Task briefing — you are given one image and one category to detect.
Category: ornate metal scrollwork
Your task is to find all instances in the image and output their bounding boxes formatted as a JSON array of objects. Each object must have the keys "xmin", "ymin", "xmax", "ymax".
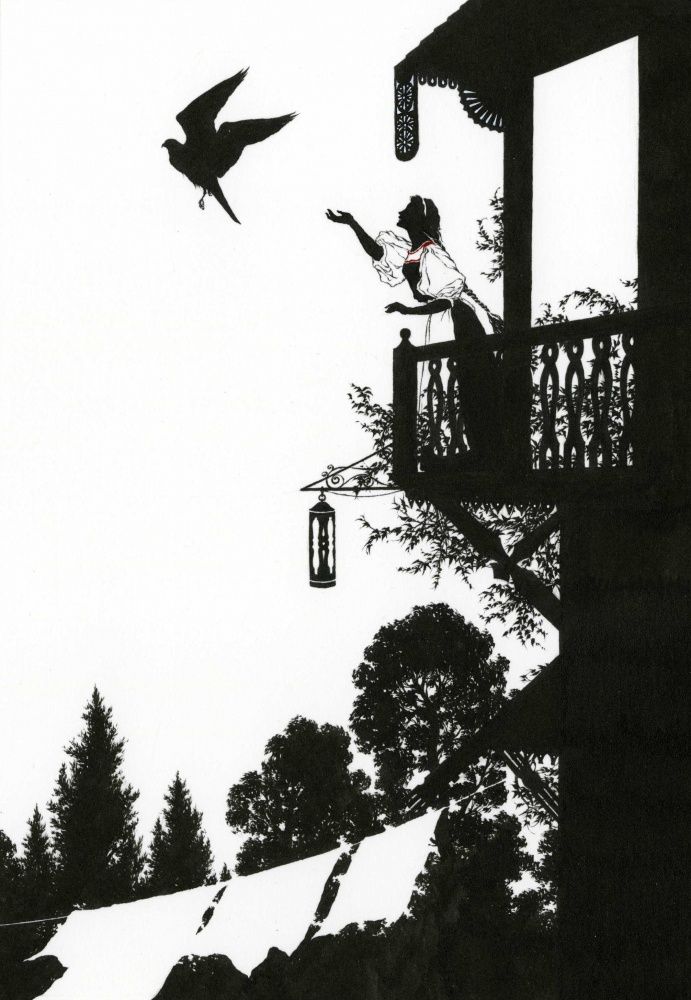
[
  {"xmin": 301, "ymin": 453, "xmax": 396, "ymax": 497},
  {"xmin": 394, "ymin": 75, "xmax": 419, "ymax": 161}
]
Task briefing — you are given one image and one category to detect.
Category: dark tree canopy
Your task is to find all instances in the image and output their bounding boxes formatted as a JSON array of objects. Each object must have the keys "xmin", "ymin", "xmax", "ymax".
[
  {"xmin": 49, "ymin": 687, "xmax": 144, "ymax": 909},
  {"xmin": 226, "ymin": 716, "xmax": 381, "ymax": 875},
  {"xmin": 145, "ymin": 773, "xmax": 214, "ymax": 895},
  {"xmin": 351, "ymin": 603, "xmax": 508, "ymax": 817}
]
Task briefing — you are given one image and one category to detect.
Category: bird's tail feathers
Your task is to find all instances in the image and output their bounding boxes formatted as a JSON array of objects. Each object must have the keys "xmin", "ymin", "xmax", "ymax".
[{"xmin": 209, "ymin": 178, "xmax": 240, "ymax": 224}]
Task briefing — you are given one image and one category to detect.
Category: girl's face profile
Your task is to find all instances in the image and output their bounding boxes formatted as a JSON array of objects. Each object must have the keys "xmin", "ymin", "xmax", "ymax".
[{"xmin": 397, "ymin": 198, "xmax": 419, "ymax": 230}]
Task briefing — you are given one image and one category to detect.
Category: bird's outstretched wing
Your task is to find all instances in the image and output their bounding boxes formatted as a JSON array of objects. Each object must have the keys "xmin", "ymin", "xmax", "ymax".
[
  {"xmin": 213, "ymin": 113, "xmax": 296, "ymax": 176},
  {"xmin": 176, "ymin": 69, "xmax": 249, "ymax": 140}
]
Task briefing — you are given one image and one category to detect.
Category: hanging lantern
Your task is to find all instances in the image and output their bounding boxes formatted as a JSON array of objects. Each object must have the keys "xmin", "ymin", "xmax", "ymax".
[{"xmin": 309, "ymin": 493, "xmax": 336, "ymax": 588}]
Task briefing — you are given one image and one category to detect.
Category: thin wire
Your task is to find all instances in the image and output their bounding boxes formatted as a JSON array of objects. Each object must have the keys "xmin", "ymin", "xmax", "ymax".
[
  {"xmin": 452, "ymin": 776, "xmax": 507, "ymax": 805},
  {"xmin": 0, "ymin": 780, "xmax": 510, "ymax": 931},
  {"xmin": 0, "ymin": 913, "xmax": 70, "ymax": 929}
]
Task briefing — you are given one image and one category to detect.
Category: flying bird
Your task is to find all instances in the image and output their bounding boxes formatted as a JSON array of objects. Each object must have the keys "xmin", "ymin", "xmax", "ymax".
[{"xmin": 162, "ymin": 69, "xmax": 295, "ymax": 223}]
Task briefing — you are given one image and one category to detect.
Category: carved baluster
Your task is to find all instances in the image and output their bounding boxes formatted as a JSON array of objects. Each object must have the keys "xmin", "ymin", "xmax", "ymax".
[
  {"xmin": 538, "ymin": 343, "xmax": 560, "ymax": 469},
  {"xmin": 588, "ymin": 334, "xmax": 613, "ymax": 468},
  {"xmin": 426, "ymin": 360, "xmax": 446, "ymax": 457},
  {"xmin": 446, "ymin": 357, "xmax": 467, "ymax": 458},
  {"xmin": 564, "ymin": 340, "xmax": 586, "ymax": 469},
  {"xmin": 619, "ymin": 332, "xmax": 635, "ymax": 467}
]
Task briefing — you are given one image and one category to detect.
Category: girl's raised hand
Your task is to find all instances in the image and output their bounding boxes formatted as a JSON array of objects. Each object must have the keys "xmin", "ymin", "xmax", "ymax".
[{"xmin": 325, "ymin": 209, "xmax": 354, "ymax": 225}]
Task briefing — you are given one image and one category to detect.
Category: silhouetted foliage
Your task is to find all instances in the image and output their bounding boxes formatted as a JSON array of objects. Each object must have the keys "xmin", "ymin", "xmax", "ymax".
[
  {"xmin": 476, "ymin": 188, "xmax": 504, "ymax": 284},
  {"xmin": 145, "ymin": 773, "xmax": 214, "ymax": 895},
  {"xmin": 351, "ymin": 603, "xmax": 508, "ymax": 818},
  {"xmin": 18, "ymin": 807, "xmax": 56, "ymax": 920},
  {"xmin": 0, "ymin": 829, "xmax": 24, "ymax": 997},
  {"xmin": 350, "ymin": 606, "xmax": 555, "ymax": 995},
  {"xmin": 49, "ymin": 687, "xmax": 144, "ymax": 910},
  {"xmin": 226, "ymin": 717, "xmax": 381, "ymax": 875},
  {"xmin": 0, "ymin": 829, "xmax": 20, "ymax": 923}
]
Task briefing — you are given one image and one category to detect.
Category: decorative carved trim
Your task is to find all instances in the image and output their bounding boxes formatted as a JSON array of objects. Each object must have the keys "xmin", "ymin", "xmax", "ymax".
[
  {"xmin": 459, "ymin": 89, "xmax": 504, "ymax": 133},
  {"xmin": 394, "ymin": 75, "xmax": 419, "ymax": 161}
]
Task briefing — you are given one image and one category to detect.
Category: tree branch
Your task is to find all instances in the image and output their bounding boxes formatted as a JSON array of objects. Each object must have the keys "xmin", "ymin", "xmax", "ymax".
[
  {"xmin": 508, "ymin": 510, "xmax": 561, "ymax": 567},
  {"xmin": 424, "ymin": 495, "xmax": 561, "ymax": 629}
]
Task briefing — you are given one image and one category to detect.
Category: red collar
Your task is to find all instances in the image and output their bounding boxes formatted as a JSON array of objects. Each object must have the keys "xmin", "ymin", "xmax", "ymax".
[{"xmin": 404, "ymin": 240, "xmax": 435, "ymax": 263}]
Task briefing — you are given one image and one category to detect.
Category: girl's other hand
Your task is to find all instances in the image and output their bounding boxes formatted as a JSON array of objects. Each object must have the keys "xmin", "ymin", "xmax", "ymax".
[{"xmin": 385, "ymin": 302, "xmax": 408, "ymax": 314}]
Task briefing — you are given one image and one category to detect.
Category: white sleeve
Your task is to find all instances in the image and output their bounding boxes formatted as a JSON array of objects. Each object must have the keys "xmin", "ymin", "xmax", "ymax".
[
  {"xmin": 372, "ymin": 230, "xmax": 411, "ymax": 287},
  {"xmin": 417, "ymin": 245, "xmax": 466, "ymax": 301}
]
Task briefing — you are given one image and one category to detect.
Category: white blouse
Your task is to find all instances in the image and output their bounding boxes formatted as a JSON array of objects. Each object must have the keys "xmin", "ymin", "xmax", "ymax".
[{"xmin": 372, "ymin": 230, "xmax": 493, "ymax": 338}]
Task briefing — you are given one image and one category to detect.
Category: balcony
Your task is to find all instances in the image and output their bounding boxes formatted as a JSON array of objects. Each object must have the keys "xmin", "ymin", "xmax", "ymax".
[{"xmin": 392, "ymin": 310, "xmax": 685, "ymax": 505}]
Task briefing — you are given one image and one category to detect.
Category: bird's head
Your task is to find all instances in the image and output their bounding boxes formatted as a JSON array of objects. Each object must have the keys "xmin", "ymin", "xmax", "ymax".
[{"xmin": 161, "ymin": 138, "xmax": 180, "ymax": 158}]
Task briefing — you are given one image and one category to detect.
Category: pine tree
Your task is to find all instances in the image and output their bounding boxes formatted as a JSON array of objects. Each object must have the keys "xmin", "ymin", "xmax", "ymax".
[
  {"xmin": 19, "ymin": 806, "xmax": 56, "ymax": 918},
  {"xmin": 218, "ymin": 862, "xmax": 231, "ymax": 882},
  {"xmin": 0, "ymin": 829, "xmax": 20, "ymax": 921},
  {"xmin": 145, "ymin": 773, "xmax": 214, "ymax": 894},
  {"xmin": 0, "ymin": 829, "xmax": 23, "ymax": 991},
  {"xmin": 49, "ymin": 687, "xmax": 144, "ymax": 909}
]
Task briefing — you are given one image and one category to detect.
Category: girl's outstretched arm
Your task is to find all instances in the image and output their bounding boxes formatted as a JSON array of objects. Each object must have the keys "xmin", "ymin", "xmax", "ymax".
[{"xmin": 325, "ymin": 209, "xmax": 383, "ymax": 260}]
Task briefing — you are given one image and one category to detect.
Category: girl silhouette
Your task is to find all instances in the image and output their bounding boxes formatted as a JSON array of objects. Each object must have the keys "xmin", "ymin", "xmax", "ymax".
[{"xmin": 326, "ymin": 196, "xmax": 502, "ymax": 463}]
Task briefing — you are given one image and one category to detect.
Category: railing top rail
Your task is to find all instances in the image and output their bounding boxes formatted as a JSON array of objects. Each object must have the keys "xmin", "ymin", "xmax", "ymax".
[{"xmin": 396, "ymin": 305, "xmax": 688, "ymax": 360}]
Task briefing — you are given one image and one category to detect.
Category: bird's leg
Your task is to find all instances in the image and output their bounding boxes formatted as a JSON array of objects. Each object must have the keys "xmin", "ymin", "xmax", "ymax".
[{"xmin": 198, "ymin": 190, "xmax": 207, "ymax": 210}]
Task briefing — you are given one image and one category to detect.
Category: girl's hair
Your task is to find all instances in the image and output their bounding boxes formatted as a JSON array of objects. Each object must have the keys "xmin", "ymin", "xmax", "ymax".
[{"xmin": 409, "ymin": 195, "xmax": 443, "ymax": 245}]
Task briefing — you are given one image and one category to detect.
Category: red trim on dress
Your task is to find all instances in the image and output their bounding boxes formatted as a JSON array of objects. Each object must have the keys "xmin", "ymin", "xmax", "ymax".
[{"xmin": 404, "ymin": 240, "xmax": 435, "ymax": 264}]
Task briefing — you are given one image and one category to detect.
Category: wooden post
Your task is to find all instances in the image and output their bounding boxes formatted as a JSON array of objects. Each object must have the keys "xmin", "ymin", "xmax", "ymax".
[
  {"xmin": 558, "ymin": 20, "xmax": 691, "ymax": 999},
  {"xmin": 502, "ymin": 78, "xmax": 534, "ymax": 472},
  {"xmin": 636, "ymin": 23, "xmax": 691, "ymax": 488},
  {"xmin": 392, "ymin": 329, "xmax": 417, "ymax": 485}
]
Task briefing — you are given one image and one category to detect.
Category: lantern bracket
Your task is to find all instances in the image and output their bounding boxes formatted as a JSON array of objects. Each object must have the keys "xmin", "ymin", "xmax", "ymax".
[{"xmin": 300, "ymin": 452, "xmax": 399, "ymax": 498}]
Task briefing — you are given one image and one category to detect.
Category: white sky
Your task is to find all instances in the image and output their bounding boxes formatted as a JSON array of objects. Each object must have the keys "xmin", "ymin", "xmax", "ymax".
[{"xmin": 0, "ymin": 0, "xmax": 636, "ymax": 868}]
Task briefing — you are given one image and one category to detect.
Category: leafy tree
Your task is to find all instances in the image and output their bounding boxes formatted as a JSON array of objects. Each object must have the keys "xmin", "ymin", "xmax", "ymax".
[
  {"xmin": 49, "ymin": 687, "xmax": 144, "ymax": 909},
  {"xmin": 350, "ymin": 606, "xmax": 555, "ymax": 996},
  {"xmin": 18, "ymin": 807, "xmax": 56, "ymax": 919},
  {"xmin": 145, "ymin": 773, "xmax": 214, "ymax": 894},
  {"xmin": 351, "ymin": 603, "xmax": 508, "ymax": 818},
  {"xmin": 226, "ymin": 716, "xmax": 381, "ymax": 875}
]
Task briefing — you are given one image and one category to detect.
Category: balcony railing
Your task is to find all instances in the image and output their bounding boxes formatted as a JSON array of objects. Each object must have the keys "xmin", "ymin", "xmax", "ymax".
[{"xmin": 392, "ymin": 311, "xmax": 652, "ymax": 501}]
